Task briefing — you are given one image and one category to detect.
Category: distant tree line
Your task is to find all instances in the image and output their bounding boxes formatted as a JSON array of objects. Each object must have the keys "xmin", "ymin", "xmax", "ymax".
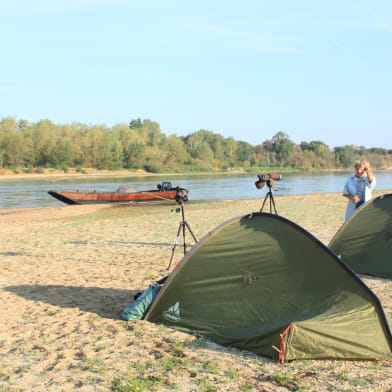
[{"xmin": 0, "ymin": 117, "xmax": 391, "ymax": 173}]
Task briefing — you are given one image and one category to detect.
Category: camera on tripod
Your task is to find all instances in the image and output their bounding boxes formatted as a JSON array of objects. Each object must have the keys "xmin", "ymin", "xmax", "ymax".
[
  {"xmin": 255, "ymin": 173, "xmax": 282, "ymax": 189},
  {"xmin": 167, "ymin": 187, "xmax": 197, "ymax": 269},
  {"xmin": 174, "ymin": 187, "xmax": 188, "ymax": 204},
  {"xmin": 171, "ymin": 188, "xmax": 189, "ymax": 213},
  {"xmin": 256, "ymin": 174, "xmax": 282, "ymax": 214}
]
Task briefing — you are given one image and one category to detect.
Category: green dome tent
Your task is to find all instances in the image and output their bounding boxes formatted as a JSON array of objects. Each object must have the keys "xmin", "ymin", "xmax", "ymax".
[
  {"xmin": 144, "ymin": 212, "xmax": 392, "ymax": 361},
  {"xmin": 329, "ymin": 193, "xmax": 392, "ymax": 279}
]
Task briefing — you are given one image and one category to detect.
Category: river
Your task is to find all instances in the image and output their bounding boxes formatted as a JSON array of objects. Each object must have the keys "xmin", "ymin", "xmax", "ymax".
[{"xmin": 0, "ymin": 171, "xmax": 391, "ymax": 209}]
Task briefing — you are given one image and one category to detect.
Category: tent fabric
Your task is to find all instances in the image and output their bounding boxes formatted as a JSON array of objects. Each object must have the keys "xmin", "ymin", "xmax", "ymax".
[
  {"xmin": 144, "ymin": 212, "xmax": 392, "ymax": 361},
  {"xmin": 329, "ymin": 193, "xmax": 392, "ymax": 279}
]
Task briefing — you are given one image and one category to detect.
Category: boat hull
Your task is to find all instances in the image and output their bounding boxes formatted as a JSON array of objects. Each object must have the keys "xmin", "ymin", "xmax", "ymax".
[{"xmin": 48, "ymin": 189, "xmax": 188, "ymax": 205}]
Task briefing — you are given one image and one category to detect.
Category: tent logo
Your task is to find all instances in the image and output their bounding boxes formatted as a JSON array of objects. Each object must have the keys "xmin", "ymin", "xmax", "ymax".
[
  {"xmin": 243, "ymin": 271, "xmax": 257, "ymax": 286},
  {"xmin": 163, "ymin": 302, "xmax": 181, "ymax": 322}
]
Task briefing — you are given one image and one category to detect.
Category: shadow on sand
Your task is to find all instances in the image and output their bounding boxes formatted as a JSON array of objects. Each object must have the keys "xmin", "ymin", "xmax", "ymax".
[{"xmin": 5, "ymin": 284, "xmax": 144, "ymax": 320}]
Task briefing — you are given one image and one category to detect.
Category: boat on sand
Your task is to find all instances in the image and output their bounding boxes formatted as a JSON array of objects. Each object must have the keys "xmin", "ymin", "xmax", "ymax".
[{"xmin": 48, "ymin": 181, "xmax": 189, "ymax": 205}]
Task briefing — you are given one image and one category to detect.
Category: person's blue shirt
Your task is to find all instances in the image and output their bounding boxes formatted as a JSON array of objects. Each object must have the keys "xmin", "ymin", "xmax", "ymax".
[{"xmin": 343, "ymin": 174, "xmax": 376, "ymax": 220}]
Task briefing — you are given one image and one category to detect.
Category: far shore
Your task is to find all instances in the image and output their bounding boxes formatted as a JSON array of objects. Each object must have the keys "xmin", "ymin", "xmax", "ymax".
[
  {"xmin": 0, "ymin": 167, "xmax": 366, "ymax": 182},
  {"xmin": 0, "ymin": 168, "xmax": 172, "ymax": 181}
]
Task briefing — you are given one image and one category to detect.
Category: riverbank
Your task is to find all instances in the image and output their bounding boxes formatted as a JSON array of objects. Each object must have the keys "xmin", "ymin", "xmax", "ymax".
[
  {"xmin": 0, "ymin": 168, "xmax": 155, "ymax": 181},
  {"xmin": 0, "ymin": 193, "xmax": 391, "ymax": 391},
  {"xmin": 0, "ymin": 167, "xmax": 358, "ymax": 181}
]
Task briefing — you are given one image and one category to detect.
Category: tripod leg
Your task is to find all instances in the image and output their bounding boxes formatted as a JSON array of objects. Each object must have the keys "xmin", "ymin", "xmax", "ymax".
[
  {"xmin": 260, "ymin": 193, "xmax": 269, "ymax": 212},
  {"xmin": 184, "ymin": 221, "xmax": 198, "ymax": 243},
  {"xmin": 182, "ymin": 221, "xmax": 198, "ymax": 254},
  {"xmin": 270, "ymin": 194, "xmax": 278, "ymax": 214},
  {"xmin": 182, "ymin": 219, "xmax": 187, "ymax": 255},
  {"xmin": 167, "ymin": 203, "xmax": 197, "ymax": 269},
  {"xmin": 167, "ymin": 222, "xmax": 184, "ymax": 270}
]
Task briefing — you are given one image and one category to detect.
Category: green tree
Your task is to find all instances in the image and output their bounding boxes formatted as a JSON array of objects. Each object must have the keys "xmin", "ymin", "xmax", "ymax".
[
  {"xmin": 164, "ymin": 135, "xmax": 191, "ymax": 166},
  {"xmin": 124, "ymin": 142, "xmax": 145, "ymax": 169},
  {"xmin": 185, "ymin": 130, "xmax": 235, "ymax": 168},
  {"xmin": 299, "ymin": 140, "xmax": 333, "ymax": 168},
  {"xmin": 334, "ymin": 145, "xmax": 358, "ymax": 168},
  {"xmin": 369, "ymin": 147, "xmax": 389, "ymax": 155},
  {"xmin": 2, "ymin": 116, "xmax": 392, "ymax": 172},
  {"xmin": 222, "ymin": 137, "xmax": 237, "ymax": 162},
  {"xmin": 260, "ymin": 139, "xmax": 275, "ymax": 165},
  {"xmin": 235, "ymin": 141, "xmax": 256, "ymax": 166},
  {"xmin": 107, "ymin": 138, "xmax": 124, "ymax": 169},
  {"xmin": 81, "ymin": 125, "xmax": 108, "ymax": 168},
  {"xmin": 25, "ymin": 119, "xmax": 60, "ymax": 167},
  {"xmin": 143, "ymin": 119, "xmax": 166, "ymax": 146},
  {"xmin": 0, "ymin": 117, "xmax": 25, "ymax": 167},
  {"xmin": 129, "ymin": 118, "xmax": 143, "ymax": 129},
  {"xmin": 272, "ymin": 132, "xmax": 295, "ymax": 166},
  {"xmin": 192, "ymin": 142, "xmax": 214, "ymax": 161}
]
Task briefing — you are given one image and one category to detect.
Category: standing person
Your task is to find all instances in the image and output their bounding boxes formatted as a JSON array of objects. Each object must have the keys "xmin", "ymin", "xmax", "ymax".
[{"xmin": 343, "ymin": 160, "xmax": 376, "ymax": 220}]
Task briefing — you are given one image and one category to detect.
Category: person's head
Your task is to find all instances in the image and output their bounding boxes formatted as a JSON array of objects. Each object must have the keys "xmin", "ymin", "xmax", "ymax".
[{"xmin": 354, "ymin": 160, "xmax": 369, "ymax": 178}]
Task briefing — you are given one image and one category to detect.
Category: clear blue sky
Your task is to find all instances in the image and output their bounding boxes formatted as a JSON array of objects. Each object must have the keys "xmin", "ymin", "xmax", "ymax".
[{"xmin": 1, "ymin": 0, "xmax": 391, "ymax": 149}]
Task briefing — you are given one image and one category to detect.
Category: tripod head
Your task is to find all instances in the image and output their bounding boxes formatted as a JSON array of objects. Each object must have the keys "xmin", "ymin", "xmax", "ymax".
[
  {"xmin": 174, "ymin": 187, "xmax": 188, "ymax": 205},
  {"xmin": 170, "ymin": 188, "xmax": 188, "ymax": 213},
  {"xmin": 255, "ymin": 173, "xmax": 281, "ymax": 191}
]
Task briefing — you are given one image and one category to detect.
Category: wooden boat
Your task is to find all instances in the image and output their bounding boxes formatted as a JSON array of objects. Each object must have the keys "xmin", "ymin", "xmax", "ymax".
[{"xmin": 48, "ymin": 182, "xmax": 189, "ymax": 205}]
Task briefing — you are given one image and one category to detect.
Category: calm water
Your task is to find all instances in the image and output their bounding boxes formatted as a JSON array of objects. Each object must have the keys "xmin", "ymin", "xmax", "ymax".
[{"xmin": 0, "ymin": 171, "xmax": 391, "ymax": 209}]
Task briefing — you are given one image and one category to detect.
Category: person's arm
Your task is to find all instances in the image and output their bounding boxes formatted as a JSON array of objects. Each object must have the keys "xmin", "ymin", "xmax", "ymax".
[
  {"xmin": 343, "ymin": 177, "xmax": 359, "ymax": 202},
  {"xmin": 343, "ymin": 193, "xmax": 361, "ymax": 203},
  {"xmin": 366, "ymin": 167, "xmax": 374, "ymax": 183}
]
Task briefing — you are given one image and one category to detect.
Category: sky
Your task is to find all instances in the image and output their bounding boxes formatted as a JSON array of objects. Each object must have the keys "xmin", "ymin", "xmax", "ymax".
[{"xmin": 1, "ymin": 0, "xmax": 391, "ymax": 149}]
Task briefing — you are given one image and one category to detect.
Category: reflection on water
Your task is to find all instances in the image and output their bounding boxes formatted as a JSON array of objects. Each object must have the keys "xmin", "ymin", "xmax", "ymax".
[{"xmin": 0, "ymin": 171, "xmax": 391, "ymax": 209}]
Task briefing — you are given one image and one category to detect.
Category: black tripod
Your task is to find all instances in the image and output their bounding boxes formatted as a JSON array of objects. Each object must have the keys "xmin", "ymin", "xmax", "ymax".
[
  {"xmin": 260, "ymin": 180, "xmax": 278, "ymax": 214},
  {"xmin": 167, "ymin": 199, "xmax": 197, "ymax": 269}
]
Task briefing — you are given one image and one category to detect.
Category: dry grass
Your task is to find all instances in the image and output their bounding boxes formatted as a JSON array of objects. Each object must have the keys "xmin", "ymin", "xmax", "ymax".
[{"xmin": 0, "ymin": 191, "xmax": 391, "ymax": 391}]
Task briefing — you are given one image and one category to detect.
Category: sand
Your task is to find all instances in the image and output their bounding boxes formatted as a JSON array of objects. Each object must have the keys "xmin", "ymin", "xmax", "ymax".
[{"xmin": 0, "ymin": 191, "xmax": 391, "ymax": 391}]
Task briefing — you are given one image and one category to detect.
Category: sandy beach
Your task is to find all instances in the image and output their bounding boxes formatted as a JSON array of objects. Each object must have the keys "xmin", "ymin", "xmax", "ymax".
[{"xmin": 1, "ymin": 191, "xmax": 392, "ymax": 391}]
